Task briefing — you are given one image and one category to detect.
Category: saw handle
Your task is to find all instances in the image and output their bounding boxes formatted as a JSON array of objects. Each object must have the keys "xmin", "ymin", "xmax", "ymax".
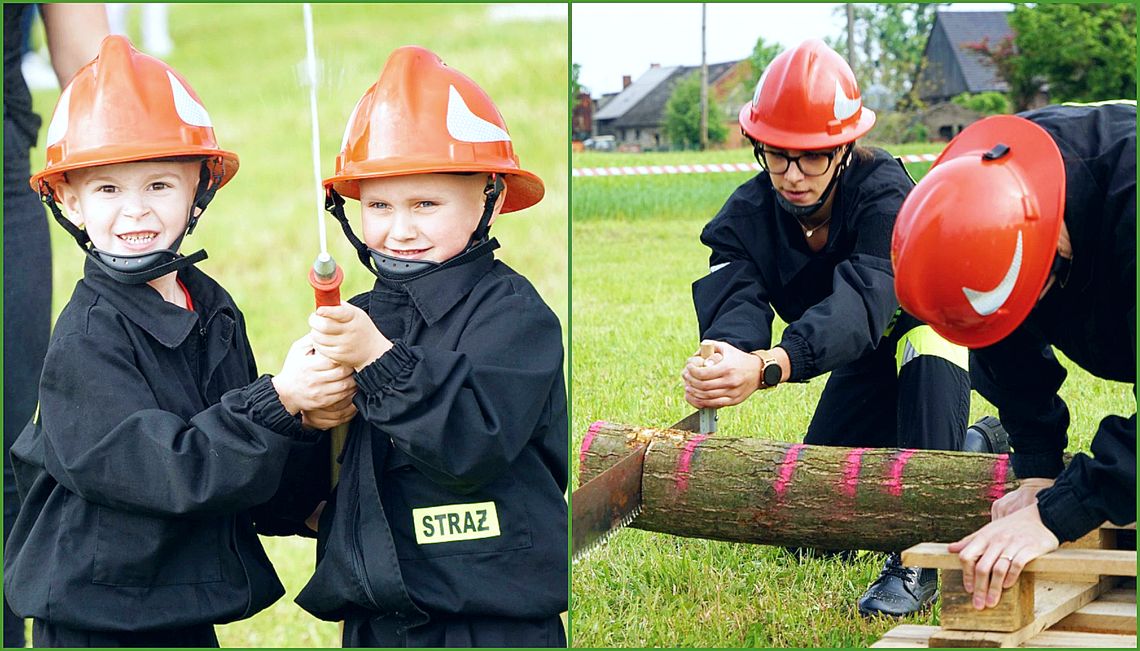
[
  {"xmin": 309, "ymin": 264, "xmax": 343, "ymax": 308},
  {"xmin": 699, "ymin": 342, "xmax": 715, "ymax": 363}
]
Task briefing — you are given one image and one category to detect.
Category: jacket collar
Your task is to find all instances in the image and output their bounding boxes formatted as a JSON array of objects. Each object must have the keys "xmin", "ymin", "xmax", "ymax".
[
  {"xmin": 80, "ymin": 258, "xmax": 233, "ymax": 348},
  {"xmin": 368, "ymin": 240, "xmax": 498, "ymax": 327}
]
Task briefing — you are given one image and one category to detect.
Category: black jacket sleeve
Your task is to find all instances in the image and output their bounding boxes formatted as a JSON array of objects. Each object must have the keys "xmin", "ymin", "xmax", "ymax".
[
  {"xmin": 693, "ymin": 213, "xmax": 775, "ymax": 351},
  {"xmin": 778, "ymin": 183, "xmax": 903, "ymax": 380},
  {"xmin": 1035, "ymin": 182, "xmax": 1136, "ymax": 542},
  {"xmin": 38, "ymin": 331, "xmax": 310, "ymax": 518},
  {"xmin": 352, "ymin": 290, "xmax": 564, "ymax": 494}
]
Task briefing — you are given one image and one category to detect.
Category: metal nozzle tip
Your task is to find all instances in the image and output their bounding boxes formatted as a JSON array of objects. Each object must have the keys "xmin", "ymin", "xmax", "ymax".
[{"xmin": 313, "ymin": 253, "xmax": 337, "ymax": 278}]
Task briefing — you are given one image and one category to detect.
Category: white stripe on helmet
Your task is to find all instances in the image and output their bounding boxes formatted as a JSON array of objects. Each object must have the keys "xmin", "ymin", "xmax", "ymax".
[
  {"xmin": 167, "ymin": 71, "xmax": 212, "ymax": 128},
  {"xmin": 446, "ymin": 85, "xmax": 510, "ymax": 143},
  {"xmin": 45, "ymin": 83, "xmax": 73, "ymax": 148}
]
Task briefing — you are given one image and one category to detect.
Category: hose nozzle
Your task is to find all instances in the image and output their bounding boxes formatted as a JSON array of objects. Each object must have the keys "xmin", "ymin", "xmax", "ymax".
[{"xmin": 309, "ymin": 252, "xmax": 343, "ymax": 308}]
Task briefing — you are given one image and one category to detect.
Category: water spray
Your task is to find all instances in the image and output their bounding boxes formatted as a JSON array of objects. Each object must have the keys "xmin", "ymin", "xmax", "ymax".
[{"xmin": 302, "ymin": 3, "xmax": 342, "ymax": 309}]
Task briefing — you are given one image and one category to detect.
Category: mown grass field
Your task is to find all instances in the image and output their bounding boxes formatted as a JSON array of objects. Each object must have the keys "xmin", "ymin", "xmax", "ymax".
[
  {"xmin": 24, "ymin": 4, "xmax": 566, "ymax": 647},
  {"xmin": 569, "ymin": 145, "xmax": 1136, "ymax": 647}
]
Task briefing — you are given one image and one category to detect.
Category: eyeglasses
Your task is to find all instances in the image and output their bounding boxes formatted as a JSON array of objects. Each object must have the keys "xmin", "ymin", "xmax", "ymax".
[{"xmin": 754, "ymin": 145, "xmax": 841, "ymax": 177}]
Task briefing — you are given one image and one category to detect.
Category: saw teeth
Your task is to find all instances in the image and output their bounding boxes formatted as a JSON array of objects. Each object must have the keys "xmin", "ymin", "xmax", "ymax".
[{"xmin": 572, "ymin": 504, "xmax": 643, "ymax": 564}]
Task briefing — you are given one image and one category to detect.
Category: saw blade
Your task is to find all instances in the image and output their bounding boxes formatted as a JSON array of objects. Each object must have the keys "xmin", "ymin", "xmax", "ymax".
[{"xmin": 571, "ymin": 444, "xmax": 648, "ymax": 562}]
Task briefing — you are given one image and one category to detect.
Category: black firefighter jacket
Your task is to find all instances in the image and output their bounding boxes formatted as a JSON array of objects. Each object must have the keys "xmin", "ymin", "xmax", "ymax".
[
  {"xmin": 4, "ymin": 260, "xmax": 327, "ymax": 631},
  {"xmin": 693, "ymin": 147, "xmax": 913, "ymax": 381},
  {"xmin": 969, "ymin": 102, "xmax": 1136, "ymax": 543},
  {"xmin": 295, "ymin": 241, "xmax": 568, "ymax": 628}
]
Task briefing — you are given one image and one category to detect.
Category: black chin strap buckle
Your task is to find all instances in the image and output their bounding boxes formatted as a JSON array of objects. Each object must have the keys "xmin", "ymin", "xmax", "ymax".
[
  {"xmin": 326, "ymin": 187, "xmax": 375, "ymax": 272},
  {"xmin": 467, "ymin": 174, "xmax": 504, "ymax": 248},
  {"xmin": 187, "ymin": 158, "xmax": 225, "ymax": 235}
]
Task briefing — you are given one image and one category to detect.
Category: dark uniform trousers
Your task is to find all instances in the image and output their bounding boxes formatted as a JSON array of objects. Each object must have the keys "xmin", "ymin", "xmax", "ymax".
[
  {"xmin": 6, "ymin": 6, "xmax": 52, "ymax": 645},
  {"xmin": 806, "ymin": 309, "xmax": 970, "ymax": 451}
]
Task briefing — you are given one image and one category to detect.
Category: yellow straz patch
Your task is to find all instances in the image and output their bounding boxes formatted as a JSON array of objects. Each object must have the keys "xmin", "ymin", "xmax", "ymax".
[{"xmin": 413, "ymin": 501, "xmax": 501, "ymax": 545}]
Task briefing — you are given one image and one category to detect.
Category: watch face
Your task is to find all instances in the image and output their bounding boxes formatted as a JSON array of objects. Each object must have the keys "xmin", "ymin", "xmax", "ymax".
[{"xmin": 762, "ymin": 362, "xmax": 781, "ymax": 387}]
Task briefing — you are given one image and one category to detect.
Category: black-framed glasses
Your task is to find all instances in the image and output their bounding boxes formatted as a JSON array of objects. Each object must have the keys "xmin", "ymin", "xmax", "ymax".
[{"xmin": 753, "ymin": 144, "xmax": 841, "ymax": 177}]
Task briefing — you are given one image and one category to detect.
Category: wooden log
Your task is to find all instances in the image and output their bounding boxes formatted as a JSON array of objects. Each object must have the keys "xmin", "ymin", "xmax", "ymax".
[{"xmin": 578, "ymin": 422, "xmax": 1020, "ymax": 552}]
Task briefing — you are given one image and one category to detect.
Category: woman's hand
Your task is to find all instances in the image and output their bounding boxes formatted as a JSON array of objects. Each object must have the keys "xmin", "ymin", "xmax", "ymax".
[
  {"xmin": 947, "ymin": 502, "xmax": 1060, "ymax": 610},
  {"xmin": 992, "ymin": 477, "xmax": 1055, "ymax": 520},
  {"xmin": 681, "ymin": 340, "xmax": 761, "ymax": 408}
]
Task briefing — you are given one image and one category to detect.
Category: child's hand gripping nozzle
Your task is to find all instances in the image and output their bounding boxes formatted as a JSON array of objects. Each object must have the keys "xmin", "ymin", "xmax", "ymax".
[{"xmin": 309, "ymin": 252, "xmax": 349, "ymax": 488}]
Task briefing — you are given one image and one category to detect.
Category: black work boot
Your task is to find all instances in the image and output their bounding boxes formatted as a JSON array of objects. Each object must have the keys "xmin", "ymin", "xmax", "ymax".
[
  {"xmin": 857, "ymin": 552, "xmax": 938, "ymax": 618},
  {"xmin": 964, "ymin": 415, "xmax": 1010, "ymax": 454}
]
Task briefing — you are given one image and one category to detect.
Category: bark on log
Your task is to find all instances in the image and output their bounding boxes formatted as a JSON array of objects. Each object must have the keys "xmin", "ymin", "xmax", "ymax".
[{"xmin": 578, "ymin": 421, "xmax": 1022, "ymax": 553}]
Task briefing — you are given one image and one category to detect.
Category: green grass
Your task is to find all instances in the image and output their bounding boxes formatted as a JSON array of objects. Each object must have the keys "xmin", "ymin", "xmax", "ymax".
[
  {"xmin": 27, "ymin": 4, "xmax": 566, "ymax": 646},
  {"xmin": 569, "ymin": 161, "xmax": 1136, "ymax": 647},
  {"xmin": 573, "ymin": 141, "xmax": 945, "ymax": 169}
]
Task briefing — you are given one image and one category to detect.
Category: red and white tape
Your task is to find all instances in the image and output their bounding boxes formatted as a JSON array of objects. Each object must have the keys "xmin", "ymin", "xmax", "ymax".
[{"xmin": 571, "ymin": 153, "xmax": 937, "ymax": 177}]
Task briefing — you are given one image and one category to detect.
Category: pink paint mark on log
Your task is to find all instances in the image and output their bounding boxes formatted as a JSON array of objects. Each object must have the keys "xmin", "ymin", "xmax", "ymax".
[
  {"xmin": 674, "ymin": 434, "xmax": 709, "ymax": 492},
  {"xmin": 839, "ymin": 448, "xmax": 870, "ymax": 498},
  {"xmin": 885, "ymin": 449, "xmax": 916, "ymax": 497},
  {"xmin": 579, "ymin": 421, "xmax": 605, "ymax": 466},
  {"xmin": 988, "ymin": 454, "xmax": 1010, "ymax": 501},
  {"xmin": 774, "ymin": 443, "xmax": 807, "ymax": 500}
]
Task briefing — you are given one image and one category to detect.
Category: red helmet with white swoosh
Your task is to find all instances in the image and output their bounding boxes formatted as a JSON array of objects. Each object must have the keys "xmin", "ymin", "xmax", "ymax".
[
  {"xmin": 739, "ymin": 39, "xmax": 876, "ymax": 150},
  {"xmin": 891, "ymin": 115, "xmax": 1066, "ymax": 348}
]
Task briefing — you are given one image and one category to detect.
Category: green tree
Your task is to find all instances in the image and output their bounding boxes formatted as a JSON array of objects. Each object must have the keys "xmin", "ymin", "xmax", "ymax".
[
  {"xmin": 826, "ymin": 3, "xmax": 947, "ymax": 109},
  {"xmin": 663, "ymin": 72, "xmax": 727, "ymax": 149},
  {"xmin": 1010, "ymin": 4, "xmax": 1135, "ymax": 104},
  {"xmin": 570, "ymin": 62, "xmax": 582, "ymax": 114},
  {"xmin": 748, "ymin": 36, "xmax": 782, "ymax": 79},
  {"xmin": 968, "ymin": 5, "xmax": 1136, "ymax": 110},
  {"xmin": 951, "ymin": 91, "xmax": 1011, "ymax": 116}
]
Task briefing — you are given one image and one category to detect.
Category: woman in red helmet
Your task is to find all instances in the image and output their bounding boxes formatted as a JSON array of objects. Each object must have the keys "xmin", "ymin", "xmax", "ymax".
[
  {"xmin": 682, "ymin": 39, "xmax": 972, "ymax": 618},
  {"xmin": 893, "ymin": 100, "xmax": 1135, "ymax": 612}
]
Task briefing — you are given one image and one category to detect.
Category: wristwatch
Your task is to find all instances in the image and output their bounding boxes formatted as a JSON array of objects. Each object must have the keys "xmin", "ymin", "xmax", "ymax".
[{"xmin": 750, "ymin": 349, "xmax": 782, "ymax": 388}]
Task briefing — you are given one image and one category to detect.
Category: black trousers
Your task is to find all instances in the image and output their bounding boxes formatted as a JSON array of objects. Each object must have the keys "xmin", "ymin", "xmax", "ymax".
[
  {"xmin": 343, "ymin": 613, "xmax": 566, "ymax": 648},
  {"xmin": 804, "ymin": 311, "xmax": 970, "ymax": 452},
  {"xmin": 31, "ymin": 621, "xmax": 218, "ymax": 648},
  {"xmin": 4, "ymin": 118, "xmax": 52, "ymax": 650}
]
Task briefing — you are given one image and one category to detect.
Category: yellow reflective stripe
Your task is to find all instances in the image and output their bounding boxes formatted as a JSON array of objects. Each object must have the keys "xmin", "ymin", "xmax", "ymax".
[
  {"xmin": 1061, "ymin": 99, "xmax": 1136, "ymax": 107},
  {"xmin": 413, "ymin": 501, "xmax": 501, "ymax": 544},
  {"xmin": 895, "ymin": 325, "xmax": 969, "ymax": 373}
]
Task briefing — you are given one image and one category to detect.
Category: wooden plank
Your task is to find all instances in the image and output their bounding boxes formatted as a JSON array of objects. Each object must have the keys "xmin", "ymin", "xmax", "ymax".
[
  {"xmin": 942, "ymin": 569, "xmax": 1035, "ymax": 632},
  {"xmin": 902, "ymin": 543, "xmax": 1137, "ymax": 577},
  {"xmin": 1023, "ymin": 629, "xmax": 1137, "ymax": 647},
  {"xmin": 871, "ymin": 624, "xmax": 937, "ymax": 648},
  {"xmin": 1052, "ymin": 600, "xmax": 1136, "ymax": 634},
  {"xmin": 929, "ymin": 579, "xmax": 1109, "ymax": 648}
]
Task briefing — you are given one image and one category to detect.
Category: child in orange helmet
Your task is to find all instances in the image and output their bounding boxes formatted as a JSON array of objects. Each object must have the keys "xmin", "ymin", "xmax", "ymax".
[
  {"xmin": 295, "ymin": 46, "xmax": 567, "ymax": 647},
  {"xmin": 3, "ymin": 36, "xmax": 353, "ymax": 646}
]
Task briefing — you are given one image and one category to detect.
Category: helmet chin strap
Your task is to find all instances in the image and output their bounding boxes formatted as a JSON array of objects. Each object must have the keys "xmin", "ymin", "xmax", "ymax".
[
  {"xmin": 42, "ymin": 161, "xmax": 221, "ymax": 285},
  {"xmin": 327, "ymin": 174, "xmax": 504, "ymax": 282}
]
